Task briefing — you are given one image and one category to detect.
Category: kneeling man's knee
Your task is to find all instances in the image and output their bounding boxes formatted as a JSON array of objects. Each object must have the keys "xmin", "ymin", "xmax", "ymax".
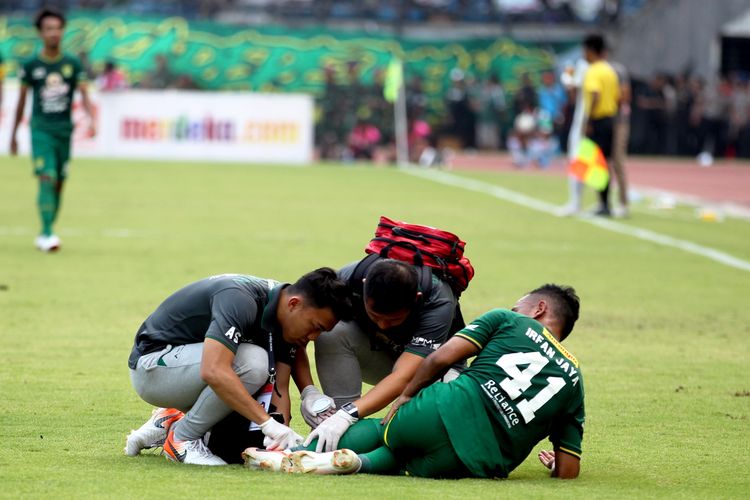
[{"xmin": 233, "ymin": 344, "xmax": 269, "ymax": 388}]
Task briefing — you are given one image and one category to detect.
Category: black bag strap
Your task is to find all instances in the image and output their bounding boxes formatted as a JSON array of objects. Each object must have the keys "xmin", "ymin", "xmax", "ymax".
[{"xmin": 378, "ymin": 222, "xmax": 465, "ymax": 254}]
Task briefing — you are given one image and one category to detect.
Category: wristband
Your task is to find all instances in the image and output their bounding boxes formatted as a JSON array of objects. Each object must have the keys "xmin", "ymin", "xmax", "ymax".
[{"xmin": 341, "ymin": 402, "xmax": 359, "ymax": 420}]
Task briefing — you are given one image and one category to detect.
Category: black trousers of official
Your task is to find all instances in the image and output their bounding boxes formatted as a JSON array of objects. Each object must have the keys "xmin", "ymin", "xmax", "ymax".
[{"xmin": 589, "ymin": 116, "xmax": 615, "ymax": 213}]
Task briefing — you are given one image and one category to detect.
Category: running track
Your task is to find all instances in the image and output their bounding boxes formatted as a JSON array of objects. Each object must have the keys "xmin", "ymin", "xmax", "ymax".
[{"xmin": 446, "ymin": 153, "xmax": 750, "ymax": 215}]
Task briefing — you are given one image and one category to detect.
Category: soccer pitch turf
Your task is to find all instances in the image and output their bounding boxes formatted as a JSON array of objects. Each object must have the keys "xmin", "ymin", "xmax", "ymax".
[{"xmin": 1, "ymin": 156, "xmax": 748, "ymax": 498}]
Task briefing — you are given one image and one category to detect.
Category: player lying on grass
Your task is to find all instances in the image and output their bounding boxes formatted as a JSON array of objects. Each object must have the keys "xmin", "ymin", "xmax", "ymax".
[
  {"xmin": 124, "ymin": 268, "xmax": 352, "ymax": 465},
  {"xmin": 245, "ymin": 284, "xmax": 584, "ymax": 479}
]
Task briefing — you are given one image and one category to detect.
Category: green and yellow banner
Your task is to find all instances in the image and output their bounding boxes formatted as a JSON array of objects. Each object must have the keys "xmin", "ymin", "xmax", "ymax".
[{"xmin": 0, "ymin": 13, "xmax": 566, "ymax": 119}]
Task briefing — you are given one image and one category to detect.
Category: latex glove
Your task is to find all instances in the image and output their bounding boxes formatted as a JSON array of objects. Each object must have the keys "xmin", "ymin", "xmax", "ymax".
[
  {"xmin": 300, "ymin": 385, "xmax": 336, "ymax": 429},
  {"xmin": 303, "ymin": 409, "xmax": 357, "ymax": 453},
  {"xmin": 260, "ymin": 417, "xmax": 303, "ymax": 451}
]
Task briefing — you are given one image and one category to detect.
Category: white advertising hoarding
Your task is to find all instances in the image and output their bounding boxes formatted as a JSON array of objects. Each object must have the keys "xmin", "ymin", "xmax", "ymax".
[{"xmin": 0, "ymin": 86, "xmax": 313, "ymax": 164}]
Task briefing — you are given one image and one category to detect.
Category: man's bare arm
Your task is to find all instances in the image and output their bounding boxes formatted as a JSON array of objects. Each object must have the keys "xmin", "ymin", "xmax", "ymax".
[
  {"xmin": 10, "ymin": 86, "xmax": 28, "ymax": 155},
  {"xmin": 383, "ymin": 336, "xmax": 478, "ymax": 423},
  {"xmin": 354, "ymin": 351, "xmax": 423, "ymax": 417},
  {"xmin": 538, "ymin": 449, "xmax": 580, "ymax": 479},
  {"xmin": 200, "ymin": 339, "xmax": 272, "ymax": 425},
  {"xmin": 78, "ymin": 83, "xmax": 96, "ymax": 137}
]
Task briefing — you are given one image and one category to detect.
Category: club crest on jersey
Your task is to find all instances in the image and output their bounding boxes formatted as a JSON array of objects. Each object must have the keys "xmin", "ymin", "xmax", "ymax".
[
  {"xmin": 62, "ymin": 64, "xmax": 73, "ymax": 78},
  {"xmin": 224, "ymin": 326, "xmax": 240, "ymax": 343}
]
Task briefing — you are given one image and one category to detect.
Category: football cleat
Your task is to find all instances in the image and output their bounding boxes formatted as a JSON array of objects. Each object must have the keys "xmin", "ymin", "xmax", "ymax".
[
  {"xmin": 163, "ymin": 427, "xmax": 227, "ymax": 466},
  {"xmin": 124, "ymin": 407, "xmax": 184, "ymax": 457},
  {"xmin": 242, "ymin": 447, "xmax": 292, "ymax": 472},
  {"xmin": 285, "ymin": 449, "xmax": 361, "ymax": 475},
  {"xmin": 45, "ymin": 234, "xmax": 61, "ymax": 251},
  {"xmin": 34, "ymin": 234, "xmax": 61, "ymax": 253}
]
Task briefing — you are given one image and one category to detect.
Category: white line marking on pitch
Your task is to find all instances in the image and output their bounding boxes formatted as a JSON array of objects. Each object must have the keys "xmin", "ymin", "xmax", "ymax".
[
  {"xmin": 0, "ymin": 227, "xmax": 151, "ymax": 238},
  {"xmin": 401, "ymin": 168, "xmax": 750, "ymax": 272}
]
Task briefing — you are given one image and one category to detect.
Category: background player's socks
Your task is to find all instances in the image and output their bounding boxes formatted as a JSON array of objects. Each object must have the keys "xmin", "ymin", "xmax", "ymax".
[
  {"xmin": 38, "ymin": 179, "xmax": 56, "ymax": 236},
  {"xmin": 52, "ymin": 181, "xmax": 63, "ymax": 224}
]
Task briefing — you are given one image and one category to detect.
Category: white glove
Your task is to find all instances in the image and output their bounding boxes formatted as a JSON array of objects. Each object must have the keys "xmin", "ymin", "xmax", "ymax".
[
  {"xmin": 303, "ymin": 408, "xmax": 357, "ymax": 453},
  {"xmin": 259, "ymin": 418, "xmax": 303, "ymax": 451},
  {"xmin": 300, "ymin": 385, "xmax": 336, "ymax": 429}
]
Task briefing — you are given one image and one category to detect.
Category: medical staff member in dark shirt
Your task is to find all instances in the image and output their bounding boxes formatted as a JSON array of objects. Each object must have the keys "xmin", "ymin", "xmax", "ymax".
[{"xmin": 125, "ymin": 268, "xmax": 352, "ymax": 465}]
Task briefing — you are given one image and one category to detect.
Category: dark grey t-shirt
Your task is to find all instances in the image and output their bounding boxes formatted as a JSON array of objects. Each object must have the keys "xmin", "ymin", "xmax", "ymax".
[
  {"xmin": 339, "ymin": 260, "xmax": 458, "ymax": 357},
  {"xmin": 128, "ymin": 274, "xmax": 296, "ymax": 369}
]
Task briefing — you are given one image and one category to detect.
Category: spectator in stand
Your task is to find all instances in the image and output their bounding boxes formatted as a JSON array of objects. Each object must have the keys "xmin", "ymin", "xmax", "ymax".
[
  {"xmin": 141, "ymin": 54, "xmax": 174, "ymax": 89},
  {"xmin": 728, "ymin": 74, "xmax": 750, "ymax": 158},
  {"xmin": 445, "ymin": 68, "xmax": 478, "ymax": 150},
  {"xmin": 172, "ymin": 74, "xmax": 201, "ymax": 90},
  {"xmin": 408, "ymin": 108, "xmax": 436, "ymax": 166},
  {"xmin": 476, "ymin": 75, "xmax": 506, "ymax": 150},
  {"xmin": 507, "ymin": 102, "xmax": 557, "ymax": 169},
  {"xmin": 673, "ymin": 73, "xmax": 693, "ymax": 155},
  {"xmin": 696, "ymin": 76, "xmax": 731, "ymax": 166},
  {"xmin": 97, "ymin": 60, "xmax": 129, "ymax": 91},
  {"xmin": 346, "ymin": 118, "xmax": 381, "ymax": 160},
  {"xmin": 537, "ymin": 70, "xmax": 567, "ymax": 146},
  {"xmin": 514, "ymin": 72, "xmax": 538, "ymax": 115},
  {"xmin": 199, "ymin": 0, "xmax": 230, "ymax": 18},
  {"xmin": 407, "ymin": 76, "xmax": 429, "ymax": 116},
  {"xmin": 317, "ymin": 64, "xmax": 345, "ymax": 160},
  {"xmin": 683, "ymin": 77, "xmax": 705, "ymax": 156},
  {"xmin": 636, "ymin": 74, "xmax": 667, "ymax": 155},
  {"xmin": 662, "ymin": 75, "xmax": 678, "ymax": 155},
  {"xmin": 369, "ymin": 67, "xmax": 394, "ymax": 148},
  {"xmin": 78, "ymin": 50, "xmax": 97, "ymax": 80}
]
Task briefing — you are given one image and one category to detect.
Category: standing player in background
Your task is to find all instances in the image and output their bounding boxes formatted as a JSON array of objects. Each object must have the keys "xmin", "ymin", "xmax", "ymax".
[{"xmin": 9, "ymin": 8, "xmax": 96, "ymax": 252}]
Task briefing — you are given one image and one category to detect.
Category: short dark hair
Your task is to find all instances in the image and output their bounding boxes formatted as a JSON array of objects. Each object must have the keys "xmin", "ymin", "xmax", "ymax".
[
  {"xmin": 528, "ymin": 284, "xmax": 580, "ymax": 341},
  {"xmin": 363, "ymin": 259, "xmax": 419, "ymax": 314},
  {"xmin": 35, "ymin": 8, "xmax": 66, "ymax": 30},
  {"xmin": 288, "ymin": 267, "xmax": 353, "ymax": 322},
  {"xmin": 583, "ymin": 34, "xmax": 606, "ymax": 55}
]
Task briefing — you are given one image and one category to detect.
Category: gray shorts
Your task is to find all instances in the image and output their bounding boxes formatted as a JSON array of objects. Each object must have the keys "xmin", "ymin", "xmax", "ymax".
[{"xmin": 129, "ymin": 342, "xmax": 268, "ymax": 440}]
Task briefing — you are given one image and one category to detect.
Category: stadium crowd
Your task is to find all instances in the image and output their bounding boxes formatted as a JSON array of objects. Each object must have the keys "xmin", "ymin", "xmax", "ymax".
[
  {"xmin": 4, "ymin": 1, "xmax": 743, "ymax": 163},
  {"xmin": 71, "ymin": 46, "xmax": 750, "ymax": 164},
  {"xmin": 630, "ymin": 72, "xmax": 750, "ymax": 161},
  {"xmin": 1, "ymin": 0, "xmax": 646, "ymax": 23},
  {"xmin": 315, "ymin": 60, "xmax": 750, "ymax": 164}
]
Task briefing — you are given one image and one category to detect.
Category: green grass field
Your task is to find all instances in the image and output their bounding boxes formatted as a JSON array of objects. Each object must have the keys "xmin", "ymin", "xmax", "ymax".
[{"xmin": 1, "ymin": 156, "xmax": 748, "ymax": 498}]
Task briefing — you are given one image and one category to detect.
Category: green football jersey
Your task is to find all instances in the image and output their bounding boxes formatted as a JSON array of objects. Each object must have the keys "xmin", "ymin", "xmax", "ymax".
[
  {"xmin": 437, "ymin": 308, "xmax": 585, "ymax": 478},
  {"xmin": 19, "ymin": 53, "xmax": 86, "ymax": 137}
]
